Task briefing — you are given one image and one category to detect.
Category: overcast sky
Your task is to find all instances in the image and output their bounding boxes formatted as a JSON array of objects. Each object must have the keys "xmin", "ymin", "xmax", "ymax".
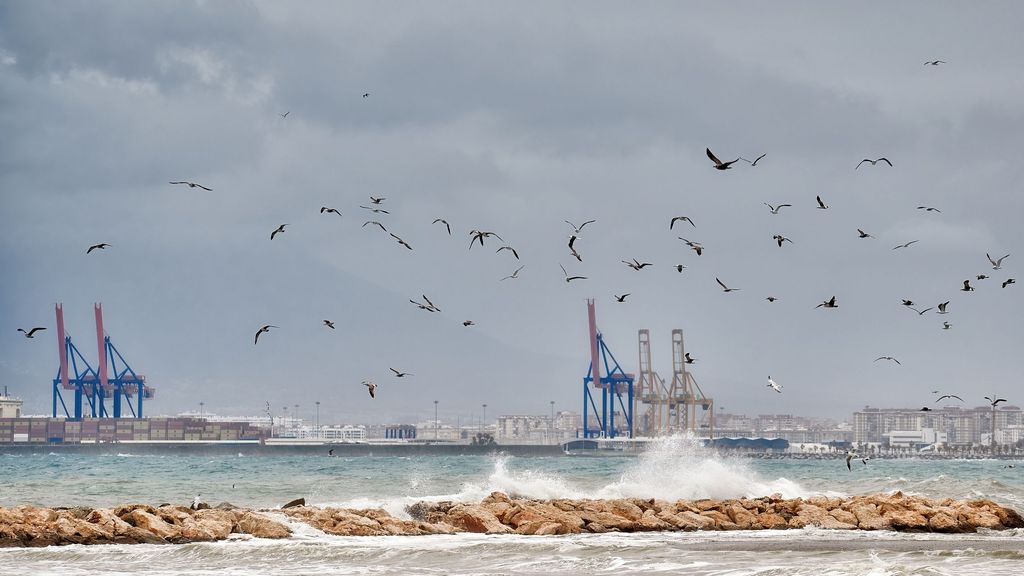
[{"xmin": 1, "ymin": 1, "xmax": 1021, "ymax": 426}]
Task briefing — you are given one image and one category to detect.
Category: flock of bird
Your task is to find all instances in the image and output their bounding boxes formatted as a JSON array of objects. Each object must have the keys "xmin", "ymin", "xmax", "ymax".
[{"xmin": 12, "ymin": 60, "xmax": 1018, "ymax": 423}]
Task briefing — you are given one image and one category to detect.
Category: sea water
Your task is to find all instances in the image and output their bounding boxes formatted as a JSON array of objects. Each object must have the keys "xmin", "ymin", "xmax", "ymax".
[{"xmin": 2, "ymin": 436, "xmax": 1022, "ymax": 575}]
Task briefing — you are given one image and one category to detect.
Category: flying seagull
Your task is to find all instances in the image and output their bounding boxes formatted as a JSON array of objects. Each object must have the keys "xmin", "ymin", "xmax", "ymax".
[
  {"xmin": 740, "ymin": 153, "xmax": 767, "ymax": 167},
  {"xmin": 816, "ymin": 296, "xmax": 838, "ymax": 309},
  {"xmin": 614, "ymin": 294, "xmax": 630, "ymax": 303},
  {"xmin": 908, "ymin": 306, "xmax": 933, "ymax": 316},
  {"xmin": 362, "ymin": 93, "xmax": 370, "ymax": 98},
  {"xmin": 469, "ymin": 230, "xmax": 503, "ymax": 249},
  {"xmin": 816, "ymin": 195, "xmax": 829, "ymax": 210},
  {"xmin": 496, "ymin": 245, "xmax": 520, "ymax": 260},
  {"xmin": 360, "ymin": 205, "xmax": 390, "ymax": 215},
  {"xmin": 409, "ymin": 298, "xmax": 438, "ymax": 312},
  {"xmin": 706, "ymin": 147, "xmax": 739, "ymax": 170},
  {"xmin": 279, "ymin": 111, "xmax": 289, "ymax": 118},
  {"xmin": 857, "ymin": 229, "xmax": 875, "ymax": 239},
  {"xmin": 976, "ymin": 275, "xmax": 989, "ymax": 281},
  {"xmin": 17, "ymin": 327, "xmax": 46, "ymax": 338},
  {"xmin": 363, "ymin": 221, "xmax": 387, "ymax": 232},
  {"xmin": 320, "ymin": 207, "xmax": 342, "ymax": 216},
  {"xmin": 323, "ymin": 320, "xmax": 335, "ymax": 329},
  {"xmin": 764, "ymin": 203, "xmax": 792, "ymax": 215},
  {"xmin": 169, "ymin": 181, "xmax": 212, "ymax": 191},
  {"xmin": 901, "ymin": 300, "xmax": 915, "ymax": 307},
  {"xmin": 369, "ymin": 196, "xmax": 385, "ymax": 205},
  {"xmin": 845, "ymin": 451, "xmax": 858, "ymax": 471},
  {"xmin": 766, "ymin": 297, "xmax": 778, "ymax": 303},
  {"xmin": 389, "ymin": 233, "xmax": 413, "ymax": 250},
  {"xmin": 936, "ymin": 394, "xmax": 963, "ymax": 403},
  {"xmin": 565, "ymin": 220, "xmax": 596, "ymax": 235},
  {"xmin": 917, "ymin": 206, "xmax": 942, "ymax": 213},
  {"xmin": 924, "ymin": 60, "xmax": 946, "ymax": 66},
  {"xmin": 270, "ymin": 224, "xmax": 287, "ymax": 240},
  {"xmin": 855, "ymin": 158, "xmax": 893, "ymax": 169},
  {"xmin": 254, "ymin": 325, "xmax": 278, "ymax": 345},
  {"xmin": 920, "ymin": 407, "xmax": 933, "ymax": 412},
  {"xmin": 772, "ymin": 234, "xmax": 793, "ymax": 247},
  {"xmin": 875, "ymin": 356, "xmax": 902, "ymax": 365},
  {"xmin": 961, "ymin": 280, "xmax": 975, "ymax": 292},
  {"xmin": 390, "ymin": 368, "xmax": 412, "ymax": 378},
  {"xmin": 560, "ymin": 263, "xmax": 586, "ymax": 283},
  {"xmin": 462, "ymin": 320, "xmax": 475, "ymax": 327},
  {"xmin": 767, "ymin": 376, "xmax": 782, "ymax": 393},
  {"xmin": 432, "ymin": 219, "xmax": 451, "ymax": 235},
  {"xmin": 86, "ymin": 243, "xmax": 111, "ymax": 254},
  {"xmin": 670, "ymin": 216, "xmax": 695, "ymax": 229},
  {"xmin": 986, "ymin": 253, "xmax": 1010, "ymax": 270},
  {"xmin": 568, "ymin": 235, "xmax": 583, "ymax": 262},
  {"xmin": 363, "ymin": 381, "xmax": 376, "ymax": 398},
  {"xmin": 985, "ymin": 396, "xmax": 1007, "ymax": 407},
  {"xmin": 684, "ymin": 353, "xmax": 695, "ymax": 364},
  {"xmin": 678, "ymin": 238, "xmax": 704, "ymax": 256},
  {"xmin": 716, "ymin": 278, "xmax": 739, "ymax": 293},
  {"xmin": 501, "ymin": 265, "xmax": 525, "ymax": 281},
  {"xmin": 942, "ymin": 322, "xmax": 952, "ymax": 330},
  {"xmin": 675, "ymin": 264, "xmax": 686, "ymax": 273},
  {"xmin": 892, "ymin": 240, "xmax": 919, "ymax": 250},
  {"xmin": 622, "ymin": 258, "xmax": 653, "ymax": 271},
  {"xmin": 1004, "ymin": 278, "xmax": 1016, "ymax": 288},
  {"xmin": 936, "ymin": 301, "xmax": 950, "ymax": 314},
  {"xmin": 421, "ymin": 295, "xmax": 441, "ymax": 312}
]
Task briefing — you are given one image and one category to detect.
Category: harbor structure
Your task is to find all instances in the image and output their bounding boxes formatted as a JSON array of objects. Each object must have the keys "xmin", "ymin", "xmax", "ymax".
[{"xmin": 0, "ymin": 387, "xmax": 23, "ymax": 418}]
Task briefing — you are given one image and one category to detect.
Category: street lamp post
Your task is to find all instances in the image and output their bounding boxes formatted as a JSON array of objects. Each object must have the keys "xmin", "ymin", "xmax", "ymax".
[
  {"xmin": 434, "ymin": 400, "xmax": 439, "ymax": 441},
  {"xmin": 550, "ymin": 400, "xmax": 555, "ymax": 444},
  {"xmin": 315, "ymin": 401, "xmax": 321, "ymax": 438},
  {"xmin": 199, "ymin": 402, "xmax": 204, "ymax": 419}
]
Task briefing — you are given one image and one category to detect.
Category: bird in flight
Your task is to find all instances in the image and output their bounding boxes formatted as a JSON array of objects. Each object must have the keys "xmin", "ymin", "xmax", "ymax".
[
  {"xmin": 678, "ymin": 238, "xmax": 704, "ymax": 256},
  {"xmin": 985, "ymin": 396, "xmax": 1007, "ymax": 407},
  {"xmin": 469, "ymin": 230, "xmax": 503, "ymax": 249},
  {"xmin": 421, "ymin": 295, "xmax": 441, "ymax": 312},
  {"xmin": 560, "ymin": 264, "xmax": 586, "ymax": 283},
  {"xmin": 920, "ymin": 407, "xmax": 933, "ymax": 412},
  {"xmin": 987, "ymin": 253, "xmax": 1010, "ymax": 270},
  {"xmin": 670, "ymin": 216, "xmax": 695, "ymax": 229},
  {"xmin": 855, "ymin": 158, "xmax": 893, "ymax": 169},
  {"xmin": 901, "ymin": 299, "xmax": 915, "ymax": 307},
  {"xmin": 323, "ymin": 320, "xmax": 335, "ymax": 329},
  {"xmin": 706, "ymin": 147, "xmax": 739, "ymax": 170},
  {"xmin": 622, "ymin": 258, "xmax": 653, "ymax": 271},
  {"xmin": 936, "ymin": 301, "xmax": 950, "ymax": 314},
  {"xmin": 409, "ymin": 298, "xmax": 438, "ymax": 312},
  {"xmin": 675, "ymin": 264, "xmax": 686, "ymax": 273},
  {"xmin": 684, "ymin": 353, "xmax": 695, "ymax": 364},
  {"xmin": 565, "ymin": 220, "xmax": 596, "ymax": 235},
  {"xmin": 362, "ymin": 93, "xmax": 371, "ymax": 98},
  {"xmin": 976, "ymin": 275, "xmax": 989, "ymax": 281},
  {"xmin": 432, "ymin": 219, "xmax": 451, "ymax": 235},
  {"xmin": 942, "ymin": 322, "xmax": 952, "ymax": 330},
  {"xmin": 767, "ymin": 376, "xmax": 782, "ymax": 393},
  {"xmin": 816, "ymin": 296, "xmax": 838, "ymax": 309},
  {"xmin": 936, "ymin": 394, "xmax": 963, "ymax": 403},
  {"xmin": 856, "ymin": 229, "xmax": 875, "ymax": 239},
  {"xmin": 17, "ymin": 327, "xmax": 46, "ymax": 338},
  {"xmin": 363, "ymin": 221, "xmax": 387, "ymax": 232},
  {"xmin": 716, "ymin": 278, "xmax": 739, "ymax": 293},
  {"xmin": 369, "ymin": 196, "xmax": 385, "ymax": 205},
  {"xmin": 772, "ymin": 234, "xmax": 793, "ymax": 247},
  {"xmin": 568, "ymin": 235, "xmax": 583, "ymax": 262},
  {"xmin": 874, "ymin": 356, "xmax": 901, "ymax": 365},
  {"xmin": 501, "ymin": 265, "xmax": 525, "ymax": 281},
  {"xmin": 390, "ymin": 368, "xmax": 413, "ymax": 378},
  {"xmin": 764, "ymin": 203, "xmax": 792, "ymax": 215},
  {"xmin": 961, "ymin": 280, "xmax": 975, "ymax": 292},
  {"xmin": 496, "ymin": 245, "xmax": 520, "ymax": 260},
  {"xmin": 389, "ymin": 233, "xmax": 413, "ymax": 250},
  {"xmin": 614, "ymin": 294, "xmax": 630, "ymax": 303},
  {"xmin": 845, "ymin": 451, "xmax": 858, "ymax": 471},
  {"xmin": 86, "ymin": 243, "xmax": 111, "ymax": 254},
  {"xmin": 254, "ymin": 325, "xmax": 278, "ymax": 345},
  {"xmin": 279, "ymin": 111, "xmax": 289, "ymax": 118},
  {"xmin": 815, "ymin": 195, "xmax": 829, "ymax": 210},
  {"xmin": 360, "ymin": 205, "xmax": 390, "ymax": 215},
  {"xmin": 270, "ymin": 224, "xmax": 287, "ymax": 240},
  {"xmin": 740, "ymin": 153, "xmax": 767, "ymax": 167},
  {"xmin": 363, "ymin": 381, "xmax": 376, "ymax": 398},
  {"xmin": 1004, "ymin": 278, "xmax": 1016, "ymax": 288},
  {"xmin": 892, "ymin": 240, "xmax": 919, "ymax": 250},
  {"xmin": 908, "ymin": 306, "xmax": 933, "ymax": 316},
  {"xmin": 766, "ymin": 296, "xmax": 778, "ymax": 303},
  {"xmin": 169, "ymin": 181, "xmax": 212, "ymax": 191},
  {"xmin": 924, "ymin": 60, "xmax": 946, "ymax": 66},
  {"xmin": 917, "ymin": 206, "xmax": 941, "ymax": 213},
  {"xmin": 320, "ymin": 207, "xmax": 342, "ymax": 216},
  {"xmin": 462, "ymin": 320, "xmax": 475, "ymax": 327}
]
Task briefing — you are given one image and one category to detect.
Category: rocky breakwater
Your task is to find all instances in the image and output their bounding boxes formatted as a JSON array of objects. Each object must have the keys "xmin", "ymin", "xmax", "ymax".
[{"xmin": 2, "ymin": 492, "xmax": 1022, "ymax": 546}]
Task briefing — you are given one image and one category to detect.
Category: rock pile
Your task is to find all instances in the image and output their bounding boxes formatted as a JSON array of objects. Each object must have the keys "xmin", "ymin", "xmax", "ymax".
[{"xmin": 2, "ymin": 492, "xmax": 1021, "ymax": 547}]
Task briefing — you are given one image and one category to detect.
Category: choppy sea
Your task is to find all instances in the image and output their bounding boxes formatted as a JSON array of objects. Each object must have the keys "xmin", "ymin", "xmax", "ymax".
[{"xmin": 2, "ymin": 436, "xmax": 1022, "ymax": 575}]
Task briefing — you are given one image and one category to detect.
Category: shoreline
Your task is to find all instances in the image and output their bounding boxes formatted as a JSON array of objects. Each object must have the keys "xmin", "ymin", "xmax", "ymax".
[{"xmin": 2, "ymin": 492, "xmax": 1022, "ymax": 548}]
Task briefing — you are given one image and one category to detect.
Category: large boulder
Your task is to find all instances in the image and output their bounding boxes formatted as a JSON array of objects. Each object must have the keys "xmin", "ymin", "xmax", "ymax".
[
  {"xmin": 236, "ymin": 512, "xmax": 291, "ymax": 539},
  {"xmin": 444, "ymin": 504, "xmax": 512, "ymax": 534}
]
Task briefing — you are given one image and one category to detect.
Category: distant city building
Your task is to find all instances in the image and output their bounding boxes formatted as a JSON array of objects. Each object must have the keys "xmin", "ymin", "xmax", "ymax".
[
  {"xmin": 496, "ymin": 411, "xmax": 581, "ymax": 445},
  {"xmin": 0, "ymin": 388, "xmax": 23, "ymax": 419},
  {"xmin": 853, "ymin": 405, "xmax": 1022, "ymax": 446},
  {"xmin": 714, "ymin": 412, "xmax": 852, "ymax": 444},
  {"xmin": 0, "ymin": 417, "xmax": 267, "ymax": 443}
]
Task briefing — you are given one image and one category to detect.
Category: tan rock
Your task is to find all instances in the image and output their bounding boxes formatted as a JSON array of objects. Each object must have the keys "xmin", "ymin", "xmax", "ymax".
[
  {"xmin": 578, "ymin": 510, "xmax": 638, "ymax": 531},
  {"xmin": 126, "ymin": 510, "xmax": 180, "ymax": 540},
  {"xmin": 445, "ymin": 504, "xmax": 512, "ymax": 534},
  {"xmin": 636, "ymin": 509, "xmax": 673, "ymax": 531},
  {"xmin": 850, "ymin": 504, "xmax": 890, "ymax": 531},
  {"xmin": 724, "ymin": 504, "xmax": 759, "ymax": 529},
  {"xmin": 755, "ymin": 512, "xmax": 789, "ymax": 530},
  {"xmin": 829, "ymin": 508, "xmax": 858, "ymax": 526},
  {"xmin": 928, "ymin": 512, "xmax": 962, "ymax": 533},
  {"xmin": 236, "ymin": 512, "xmax": 290, "ymax": 539},
  {"xmin": 883, "ymin": 509, "xmax": 929, "ymax": 531}
]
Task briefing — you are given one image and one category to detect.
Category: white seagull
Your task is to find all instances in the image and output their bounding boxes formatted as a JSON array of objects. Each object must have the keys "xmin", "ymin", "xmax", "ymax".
[{"xmin": 767, "ymin": 376, "xmax": 782, "ymax": 393}]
